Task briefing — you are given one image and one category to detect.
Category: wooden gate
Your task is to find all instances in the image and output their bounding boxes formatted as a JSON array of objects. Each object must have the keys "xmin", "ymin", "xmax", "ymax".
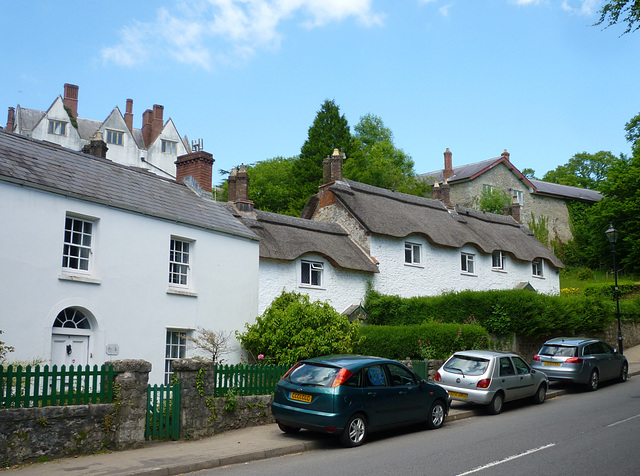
[{"xmin": 145, "ymin": 382, "xmax": 180, "ymax": 441}]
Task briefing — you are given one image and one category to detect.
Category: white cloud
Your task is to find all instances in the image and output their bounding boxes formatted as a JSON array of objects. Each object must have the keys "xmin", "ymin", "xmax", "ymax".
[
  {"xmin": 561, "ymin": 0, "xmax": 599, "ymax": 16},
  {"xmin": 101, "ymin": 0, "xmax": 383, "ymax": 69},
  {"xmin": 439, "ymin": 4, "xmax": 452, "ymax": 17}
]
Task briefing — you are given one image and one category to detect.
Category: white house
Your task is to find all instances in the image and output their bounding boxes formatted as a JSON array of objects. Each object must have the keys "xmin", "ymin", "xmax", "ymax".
[
  {"xmin": 0, "ymin": 130, "xmax": 259, "ymax": 384},
  {"xmin": 5, "ymin": 83, "xmax": 191, "ymax": 180}
]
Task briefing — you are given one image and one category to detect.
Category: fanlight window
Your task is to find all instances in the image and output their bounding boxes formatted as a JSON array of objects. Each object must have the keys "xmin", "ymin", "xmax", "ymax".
[{"xmin": 53, "ymin": 308, "xmax": 91, "ymax": 329}]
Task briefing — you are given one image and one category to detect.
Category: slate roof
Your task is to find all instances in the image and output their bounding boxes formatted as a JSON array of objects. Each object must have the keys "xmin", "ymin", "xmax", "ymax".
[
  {"xmin": 322, "ymin": 179, "xmax": 563, "ymax": 268},
  {"xmin": 0, "ymin": 130, "xmax": 258, "ymax": 240},
  {"xmin": 226, "ymin": 206, "xmax": 379, "ymax": 273},
  {"xmin": 421, "ymin": 157, "xmax": 602, "ymax": 203}
]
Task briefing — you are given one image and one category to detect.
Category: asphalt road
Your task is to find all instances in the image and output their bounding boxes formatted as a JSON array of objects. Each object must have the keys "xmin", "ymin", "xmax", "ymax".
[{"xmin": 199, "ymin": 378, "xmax": 640, "ymax": 476}]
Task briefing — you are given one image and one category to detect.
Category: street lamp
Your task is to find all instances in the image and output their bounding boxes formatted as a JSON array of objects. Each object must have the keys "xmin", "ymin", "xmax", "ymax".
[{"xmin": 605, "ymin": 223, "xmax": 623, "ymax": 355}]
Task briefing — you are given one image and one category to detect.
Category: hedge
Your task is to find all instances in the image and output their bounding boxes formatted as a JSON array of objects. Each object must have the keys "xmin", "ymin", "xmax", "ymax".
[
  {"xmin": 353, "ymin": 322, "xmax": 490, "ymax": 361},
  {"xmin": 364, "ymin": 289, "xmax": 639, "ymax": 337}
]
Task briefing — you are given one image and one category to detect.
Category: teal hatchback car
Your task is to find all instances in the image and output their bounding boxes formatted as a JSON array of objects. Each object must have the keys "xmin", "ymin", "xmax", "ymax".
[{"xmin": 271, "ymin": 355, "xmax": 450, "ymax": 447}]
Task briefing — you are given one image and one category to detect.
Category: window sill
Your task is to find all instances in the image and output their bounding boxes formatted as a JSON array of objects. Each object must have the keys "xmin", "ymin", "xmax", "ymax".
[
  {"xmin": 460, "ymin": 272, "xmax": 477, "ymax": 277},
  {"xmin": 531, "ymin": 275, "xmax": 545, "ymax": 280},
  {"xmin": 491, "ymin": 269, "xmax": 507, "ymax": 274},
  {"xmin": 58, "ymin": 272, "xmax": 101, "ymax": 284},
  {"xmin": 167, "ymin": 288, "xmax": 198, "ymax": 297},
  {"xmin": 299, "ymin": 284, "xmax": 325, "ymax": 290},
  {"xmin": 404, "ymin": 263, "xmax": 424, "ymax": 268}
]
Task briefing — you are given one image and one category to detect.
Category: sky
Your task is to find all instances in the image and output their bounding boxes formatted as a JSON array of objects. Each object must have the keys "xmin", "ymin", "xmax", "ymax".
[{"xmin": 2, "ymin": 0, "xmax": 639, "ymax": 184}]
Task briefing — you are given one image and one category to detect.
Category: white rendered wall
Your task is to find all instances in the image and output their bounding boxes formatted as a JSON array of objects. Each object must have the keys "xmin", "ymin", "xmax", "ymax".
[
  {"xmin": 257, "ymin": 255, "xmax": 371, "ymax": 316},
  {"xmin": 370, "ymin": 235, "xmax": 560, "ymax": 297},
  {"xmin": 29, "ymin": 99, "xmax": 84, "ymax": 151},
  {"xmin": 0, "ymin": 182, "xmax": 259, "ymax": 384}
]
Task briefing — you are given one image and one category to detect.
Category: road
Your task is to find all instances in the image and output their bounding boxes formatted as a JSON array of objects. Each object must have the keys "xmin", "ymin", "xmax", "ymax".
[{"xmin": 197, "ymin": 378, "xmax": 640, "ymax": 476}]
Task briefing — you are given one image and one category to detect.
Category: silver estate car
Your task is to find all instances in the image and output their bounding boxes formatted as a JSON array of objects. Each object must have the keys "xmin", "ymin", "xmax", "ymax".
[
  {"xmin": 435, "ymin": 350, "xmax": 549, "ymax": 415},
  {"xmin": 531, "ymin": 337, "xmax": 628, "ymax": 391}
]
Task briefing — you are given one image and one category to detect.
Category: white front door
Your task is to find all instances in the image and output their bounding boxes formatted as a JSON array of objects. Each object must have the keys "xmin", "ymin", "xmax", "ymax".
[{"xmin": 51, "ymin": 335, "xmax": 89, "ymax": 368}]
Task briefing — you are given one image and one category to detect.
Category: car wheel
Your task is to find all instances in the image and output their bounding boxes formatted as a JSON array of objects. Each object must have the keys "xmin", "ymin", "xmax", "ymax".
[
  {"xmin": 619, "ymin": 362, "xmax": 629, "ymax": 383},
  {"xmin": 339, "ymin": 414, "xmax": 367, "ymax": 447},
  {"xmin": 277, "ymin": 423, "xmax": 300, "ymax": 434},
  {"xmin": 426, "ymin": 400, "xmax": 446, "ymax": 429},
  {"xmin": 487, "ymin": 392, "xmax": 504, "ymax": 415},
  {"xmin": 587, "ymin": 369, "xmax": 599, "ymax": 391},
  {"xmin": 532, "ymin": 384, "xmax": 546, "ymax": 404}
]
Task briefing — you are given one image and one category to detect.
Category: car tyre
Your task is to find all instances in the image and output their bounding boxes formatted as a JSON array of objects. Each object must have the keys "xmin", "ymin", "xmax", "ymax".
[
  {"xmin": 487, "ymin": 392, "xmax": 504, "ymax": 415},
  {"xmin": 587, "ymin": 369, "xmax": 599, "ymax": 391},
  {"xmin": 532, "ymin": 384, "xmax": 546, "ymax": 404},
  {"xmin": 340, "ymin": 414, "xmax": 367, "ymax": 447},
  {"xmin": 277, "ymin": 423, "xmax": 300, "ymax": 434},
  {"xmin": 426, "ymin": 400, "xmax": 446, "ymax": 430},
  {"xmin": 619, "ymin": 362, "xmax": 628, "ymax": 383}
]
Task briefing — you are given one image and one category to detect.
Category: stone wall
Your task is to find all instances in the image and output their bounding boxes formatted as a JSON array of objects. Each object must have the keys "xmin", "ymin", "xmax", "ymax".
[{"xmin": 0, "ymin": 359, "xmax": 150, "ymax": 466}]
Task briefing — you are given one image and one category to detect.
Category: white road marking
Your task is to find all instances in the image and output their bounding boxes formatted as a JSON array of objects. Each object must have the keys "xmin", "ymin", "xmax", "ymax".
[
  {"xmin": 607, "ymin": 413, "xmax": 640, "ymax": 428},
  {"xmin": 455, "ymin": 443, "xmax": 556, "ymax": 476}
]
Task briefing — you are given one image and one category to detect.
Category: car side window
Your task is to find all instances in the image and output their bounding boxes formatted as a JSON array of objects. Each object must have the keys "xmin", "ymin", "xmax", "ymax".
[
  {"xmin": 387, "ymin": 364, "xmax": 417, "ymax": 386},
  {"xmin": 600, "ymin": 342, "xmax": 614, "ymax": 354},
  {"xmin": 590, "ymin": 342, "xmax": 605, "ymax": 354},
  {"xmin": 365, "ymin": 365, "xmax": 388, "ymax": 387},
  {"xmin": 512, "ymin": 356, "xmax": 530, "ymax": 375},
  {"xmin": 499, "ymin": 357, "xmax": 516, "ymax": 376},
  {"xmin": 345, "ymin": 370, "xmax": 362, "ymax": 387}
]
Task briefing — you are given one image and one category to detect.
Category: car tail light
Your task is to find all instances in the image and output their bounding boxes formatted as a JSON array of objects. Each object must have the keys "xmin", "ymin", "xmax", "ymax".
[
  {"xmin": 477, "ymin": 378, "xmax": 491, "ymax": 389},
  {"xmin": 282, "ymin": 362, "xmax": 301, "ymax": 379},
  {"xmin": 331, "ymin": 368, "xmax": 354, "ymax": 387},
  {"xmin": 434, "ymin": 371, "xmax": 441, "ymax": 382},
  {"xmin": 532, "ymin": 355, "xmax": 541, "ymax": 361},
  {"xmin": 565, "ymin": 357, "xmax": 584, "ymax": 364}
]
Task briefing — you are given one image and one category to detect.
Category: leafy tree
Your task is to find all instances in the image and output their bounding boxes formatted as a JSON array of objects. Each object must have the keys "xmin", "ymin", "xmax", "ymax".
[
  {"xmin": 521, "ymin": 168, "xmax": 537, "ymax": 179},
  {"xmin": 596, "ymin": 0, "xmax": 640, "ymax": 34},
  {"xmin": 245, "ymin": 156, "xmax": 300, "ymax": 215},
  {"xmin": 291, "ymin": 100, "xmax": 354, "ymax": 213},
  {"xmin": 344, "ymin": 114, "xmax": 430, "ymax": 196},
  {"xmin": 542, "ymin": 151, "xmax": 617, "ymax": 191},
  {"xmin": 236, "ymin": 291, "xmax": 362, "ymax": 366},
  {"xmin": 472, "ymin": 187, "xmax": 511, "ymax": 214}
]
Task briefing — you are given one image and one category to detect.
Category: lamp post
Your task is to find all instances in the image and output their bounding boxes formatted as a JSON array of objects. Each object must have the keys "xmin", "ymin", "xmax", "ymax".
[{"xmin": 605, "ymin": 223, "xmax": 623, "ymax": 355}]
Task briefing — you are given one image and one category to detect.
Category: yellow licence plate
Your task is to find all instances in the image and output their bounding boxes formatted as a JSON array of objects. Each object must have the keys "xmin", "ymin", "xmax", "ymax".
[
  {"xmin": 544, "ymin": 362, "xmax": 561, "ymax": 367},
  {"xmin": 449, "ymin": 391, "xmax": 468, "ymax": 399},
  {"xmin": 290, "ymin": 392, "xmax": 312, "ymax": 403}
]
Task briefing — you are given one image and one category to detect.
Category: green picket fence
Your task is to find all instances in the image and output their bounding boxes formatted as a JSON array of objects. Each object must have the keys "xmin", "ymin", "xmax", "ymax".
[
  {"xmin": 213, "ymin": 363, "xmax": 290, "ymax": 397},
  {"xmin": 0, "ymin": 364, "xmax": 115, "ymax": 408},
  {"xmin": 146, "ymin": 382, "xmax": 181, "ymax": 441}
]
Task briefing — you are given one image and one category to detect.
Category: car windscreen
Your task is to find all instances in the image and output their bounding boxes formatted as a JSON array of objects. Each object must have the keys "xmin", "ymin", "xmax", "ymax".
[
  {"xmin": 287, "ymin": 363, "xmax": 341, "ymax": 387},
  {"xmin": 444, "ymin": 355, "xmax": 489, "ymax": 376},
  {"xmin": 539, "ymin": 345, "xmax": 577, "ymax": 357}
]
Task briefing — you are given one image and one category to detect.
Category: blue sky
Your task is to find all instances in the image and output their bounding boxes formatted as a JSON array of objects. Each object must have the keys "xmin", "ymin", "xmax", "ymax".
[{"xmin": 3, "ymin": 0, "xmax": 639, "ymax": 184}]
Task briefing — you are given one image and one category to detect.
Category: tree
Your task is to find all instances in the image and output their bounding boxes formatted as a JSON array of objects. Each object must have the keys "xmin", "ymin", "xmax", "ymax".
[
  {"xmin": 521, "ymin": 168, "xmax": 537, "ymax": 179},
  {"xmin": 596, "ymin": 0, "xmax": 640, "ymax": 34},
  {"xmin": 291, "ymin": 100, "xmax": 354, "ymax": 214},
  {"xmin": 343, "ymin": 114, "xmax": 430, "ymax": 197},
  {"xmin": 541, "ymin": 151, "xmax": 617, "ymax": 191},
  {"xmin": 471, "ymin": 187, "xmax": 511, "ymax": 214},
  {"xmin": 236, "ymin": 291, "xmax": 362, "ymax": 366},
  {"xmin": 188, "ymin": 327, "xmax": 235, "ymax": 364},
  {"xmin": 0, "ymin": 330, "xmax": 14, "ymax": 363},
  {"xmin": 245, "ymin": 156, "xmax": 300, "ymax": 215}
]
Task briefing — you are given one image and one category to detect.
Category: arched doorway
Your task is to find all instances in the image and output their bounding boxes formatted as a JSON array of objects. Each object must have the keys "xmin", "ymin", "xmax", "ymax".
[{"xmin": 51, "ymin": 307, "xmax": 92, "ymax": 368}]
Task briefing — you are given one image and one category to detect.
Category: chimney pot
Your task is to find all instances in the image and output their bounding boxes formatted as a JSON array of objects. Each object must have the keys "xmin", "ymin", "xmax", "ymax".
[
  {"xmin": 443, "ymin": 148, "xmax": 453, "ymax": 180},
  {"xmin": 124, "ymin": 99, "xmax": 134, "ymax": 133},
  {"xmin": 501, "ymin": 149, "xmax": 510, "ymax": 160},
  {"xmin": 235, "ymin": 164, "xmax": 249, "ymax": 201},
  {"xmin": 6, "ymin": 107, "xmax": 15, "ymax": 132}
]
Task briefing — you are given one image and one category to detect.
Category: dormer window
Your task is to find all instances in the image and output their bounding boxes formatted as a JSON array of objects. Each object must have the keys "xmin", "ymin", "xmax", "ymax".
[
  {"xmin": 301, "ymin": 260, "xmax": 323, "ymax": 287},
  {"xmin": 48, "ymin": 120, "xmax": 67, "ymax": 136},
  {"xmin": 162, "ymin": 140, "xmax": 177, "ymax": 154},
  {"xmin": 106, "ymin": 130, "xmax": 123, "ymax": 146},
  {"xmin": 492, "ymin": 251, "xmax": 504, "ymax": 270}
]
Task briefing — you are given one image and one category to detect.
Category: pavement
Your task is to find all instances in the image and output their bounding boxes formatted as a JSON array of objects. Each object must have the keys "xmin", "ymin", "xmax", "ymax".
[{"xmin": 7, "ymin": 344, "xmax": 640, "ymax": 476}]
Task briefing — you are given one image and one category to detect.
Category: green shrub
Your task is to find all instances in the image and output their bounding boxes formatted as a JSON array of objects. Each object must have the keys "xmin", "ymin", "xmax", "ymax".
[
  {"xmin": 353, "ymin": 322, "xmax": 490, "ymax": 361},
  {"xmin": 237, "ymin": 291, "xmax": 361, "ymax": 366},
  {"xmin": 584, "ymin": 283, "xmax": 640, "ymax": 299}
]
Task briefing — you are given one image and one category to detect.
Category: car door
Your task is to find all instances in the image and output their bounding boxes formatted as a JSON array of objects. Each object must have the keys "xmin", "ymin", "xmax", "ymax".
[
  {"xmin": 511, "ymin": 356, "xmax": 539, "ymax": 399},
  {"xmin": 593, "ymin": 341, "xmax": 619, "ymax": 381},
  {"xmin": 385, "ymin": 363, "xmax": 425, "ymax": 424},
  {"xmin": 362, "ymin": 364, "xmax": 401, "ymax": 428},
  {"xmin": 497, "ymin": 357, "xmax": 520, "ymax": 402}
]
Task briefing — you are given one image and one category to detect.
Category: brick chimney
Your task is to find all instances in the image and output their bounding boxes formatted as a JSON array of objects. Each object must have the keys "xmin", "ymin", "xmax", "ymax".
[
  {"xmin": 440, "ymin": 180, "xmax": 451, "ymax": 207},
  {"xmin": 227, "ymin": 168, "xmax": 237, "ymax": 202},
  {"xmin": 82, "ymin": 131, "xmax": 108, "ymax": 158},
  {"xmin": 432, "ymin": 181, "xmax": 441, "ymax": 201},
  {"xmin": 6, "ymin": 107, "xmax": 15, "ymax": 132},
  {"xmin": 175, "ymin": 150, "xmax": 214, "ymax": 191},
  {"xmin": 63, "ymin": 83, "xmax": 79, "ymax": 119},
  {"xmin": 124, "ymin": 99, "xmax": 134, "ymax": 133},
  {"xmin": 235, "ymin": 164, "xmax": 249, "ymax": 201},
  {"xmin": 322, "ymin": 148, "xmax": 344, "ymax": 184},
  {"xmin": 501, "ymin": 149, "xmax": 510, "ymax": 161},
  {"xmin": 142, "ymin": 104, "xmax": 164, "ymax": 147},
  {"xmin": 443, "ymin": 148, "xmax": 453, "ymax": 181},
  {"xmin": 510, "ymin": 195, "xmax": 521, "ymax": 223}
]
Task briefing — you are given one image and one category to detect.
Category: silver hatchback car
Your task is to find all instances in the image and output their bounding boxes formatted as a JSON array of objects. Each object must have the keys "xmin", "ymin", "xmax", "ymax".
[
  {"xmin": 435, "ymin": 350, "xmax": 549, "ymax": 415},
  {"xmin": 531, "ymin": 337, "xmax": 628, "ymax": 391}
]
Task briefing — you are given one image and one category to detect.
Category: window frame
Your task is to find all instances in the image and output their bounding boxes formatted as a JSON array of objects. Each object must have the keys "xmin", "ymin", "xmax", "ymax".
[
  {"xmin": 165, "ymin": 329, "xmax": 189, "ymax": 384},
  {"xmin": 169, "ymin": 237, "xmax": 192, "ymax": 288},
  {"xmin": 491, "ymin": 251, "xmax": 504, "ymax": 270},
  {"xmin": 404, "ymin": 241, "xmax": 422, "ymax": 265},
  {"xmin": 532, "ymin": 258, "xmax": 544, "ymax": 278},
  {"xmin": 461, "ymin": 252, "xmax": 475, "ymax": 275},
  {"xmin": 162, "ymin": 140, "xmax": 177, "ymax": 154},
  {"xmin": 300, "ymin": 259, "xmax": 324, "ymax": 288},
  {"xmin": 48, "ymin": 120, "xmax": 67, "ymax": 136},
  {"xmin": 106, "ymin": 129, "xmax": 123, "ymax": 146},
  {"xmin": 61, "ymin": 214, "xmax": 95, "ymax": 274}
]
